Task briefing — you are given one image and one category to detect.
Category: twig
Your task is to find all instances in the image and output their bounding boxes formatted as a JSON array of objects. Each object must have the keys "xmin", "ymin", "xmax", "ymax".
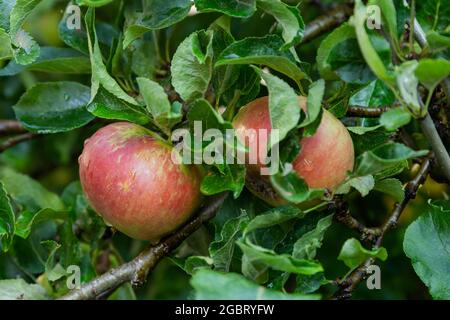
[
  {"xmin": 301, "ymin": 4, "xmax": 353, "ymax": 44},
  {"xmin": 346, "ymin": 106, "xmax": 388, "ymax": 118},
  {"xmin": 59, "ymin": 192, "xmax": 228, "ymax": 300},
  {"xmin": 0, "ymin": 133, "xmax": 36, "ymax": 152},
  {"xmin": 0, "ymin": 120, "xmax": 27, "ymax": 136},
  {"xmin": 333, "ymin": 156, "xmax": 432, "ymax": 299}
]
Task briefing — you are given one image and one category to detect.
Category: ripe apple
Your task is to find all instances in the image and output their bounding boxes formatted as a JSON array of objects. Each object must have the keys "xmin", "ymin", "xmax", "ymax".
[
  {"xmin": 79, "ymin": 122, "xmax": 202, "ymax": 242},
  {"xmin": 233, "ymin": 96, "xmax": 355, "ymax": 206}
]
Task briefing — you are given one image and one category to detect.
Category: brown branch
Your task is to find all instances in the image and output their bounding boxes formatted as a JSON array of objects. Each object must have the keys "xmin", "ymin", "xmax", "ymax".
[
  {"xmin": 301, "ymin": 4, "xmax": 353, "ymax": 44},
  {"xmin": 346, "ymin": 106, "xmax": 388, "ymax": 118},
  {"xmin": 59, "ymin": 192, "xmax": 228, "ymax": 300},
  {"xmin": 333, "ymin": 156, "xmax": 432, "ymax": 299},
  {"xmin": 0, "ymin": 120, "xmax": 27, "ymax": 136},
  {"xmin": 0, "ymin": 133, "xmax": 36, "ymax": 152}
]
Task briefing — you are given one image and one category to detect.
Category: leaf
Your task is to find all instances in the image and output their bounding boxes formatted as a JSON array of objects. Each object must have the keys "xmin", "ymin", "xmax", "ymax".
[
  {"xmin": 171, "ymin": 31, "xmax": 214, "ymax": 102},
  {"xmin": 403, "ymin": 200, "xmax": 450, "ymax": 300},
  {"xmin": 396, "ymin": 60, "xmax": 422, "ymax": 117},
  {"xmin": 336, "ymin": 175, "xmax": 375, "ymax": 197},
  {"xmin": 0, "ymin": 0, "xmax": 14, "ymax": 30},
  {"xmin": 137, "ymin": 77, "xmax": 182, "ymax": 132},
  {"xmin": 0, "ymin": 279, "xmax": 48, "ymax": 300},
  {"xmin": 244, "ymin": 206, "xmax": 304, "ymax": 236},
  {"xmin": 256, "ymin": 0, "xmax": 305, "ymax": 49},
  {"xmin": 369, "ymin": 0, "xmax": 398, "ymax": 48},
  {"xmin": 9, "ymin": 0, "xmax": 42, "ymax": 36},
  {"xmin": 338, "ymin": 238, "xmax": 388, "ymax": 270},
  {"xmin": 216, "ymin": 35, "xmax": 307, "ymax": 87},
  {"xmin": 349, "ymin": 80, "xmax": 395, "ymax": 107},
  {"xmin": 0, "ymin": 167, "xmax": 65, "ymax": 213},
  {"xmin": 15, "ymin": 209, "xmax": 67, "ymax": 239},
  {"xmin": 11, "ymin": 29, "xmax": 40, "ymax": 65},
  {"xmin": 355, "ymin": 143, "xmax": 428, "ymax": 176},
  {"xmin": 0, "ymin": 28, "xmax": 12, "ymax": 60},
  {"xmin": 293, "ymin": 214, "xmax": 333, "ymax": 260},
  {"xmin": 195, "ymin": 0, "xmax": 256, "ymax": 18},
  {"xmin": 13, "ymin": 81, "xmax": 94, "ymax": 134},
  {"xmin": 123, "ymin": 0, "xmax": 192, "ymax": 48},
  {"xmin": 191, "ymin": 269, "xmax": 319, "ymax": 300},
  {"xmin": 379, "ymin": 107, "xmax": 412, "ymax": 131},
  {"xmin": 352, "ymin": 0, "xmax": 395, "ymax": 85},
  {"xmin": 75, "ymin": 0, "xmax": 114, "ymax": 6},
  {"xmin": 85, "ymin": 8, "xmax": 137, "ymax": 105},
  {"xmin": 201, "ymin": 165, "xmax": 246, "ymax": 198},
  {"xmin": 0, "ymin": 47, "xmax": 91, "ymax": 76},
  {"xmin": 254, "ymin": 68, "xmax": 299, "ymax": 148},
  {"xmin": 271, "ymin": 170, "xmax": 323, "ymax": 204},
  {"xmin": 317, "ymin": 23, "xmax": 356, "ymax": 80},
  {"xmin": 238, "ymin": 238, "xmax": 323, "ymax": 276},
  {"xmin": 87, "ymin": 86, "xmax": 150, "ymax": 125},
  {"xmin": 41, "ymin": 240, "xmax": 66, "ymax": 282},
  {"xmin": 373, "ymin": 178, "xmax": 404, "ymax": 202},
  {"xmin": 0, "ymin": 182, "xmax": 15, "ymax": 252},
  {"xmin": 299, "ymin": 79, "xmax": 324, "ymax": 130},
  {"xmin": 347, "ymin": 125, "xmax": 383, "ymax": 135},
  {"xmin": 209, "ymin": 213, "xmax": 249, "ymax": 271},
  {"xmin": 415, "ymin": 59, "xmax": 450, "ymax": 92}
]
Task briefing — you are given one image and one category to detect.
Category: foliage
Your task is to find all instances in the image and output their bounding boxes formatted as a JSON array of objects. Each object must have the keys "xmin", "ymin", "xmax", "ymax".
[{"xmin": 0, "ymin": 0, "xmax": 449, "ymax": 301}]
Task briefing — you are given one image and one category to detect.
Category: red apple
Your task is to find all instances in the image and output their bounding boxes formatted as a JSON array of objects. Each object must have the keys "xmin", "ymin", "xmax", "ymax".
[
  {"xmin": 79, "ymin": 122, "xmax": 202, "ymax": 242},
  {"xmin": 233, "ymin": 96, "xmax": 355, "ymax": 206}
]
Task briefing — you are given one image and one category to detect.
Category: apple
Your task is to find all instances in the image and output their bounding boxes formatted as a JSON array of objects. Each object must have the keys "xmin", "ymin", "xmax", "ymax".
[
  {"xmin": 233, "ymin": 96, "xmax": 355, "ymax": 206},
  {"xmin": 79, "ymin": 122, "xmax": 202, "ymax": 242}
]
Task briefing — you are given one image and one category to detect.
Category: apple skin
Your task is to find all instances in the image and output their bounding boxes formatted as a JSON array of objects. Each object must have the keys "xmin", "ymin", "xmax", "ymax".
[
  {"xmin": 233, "ymin": 96, "xmax": 355, "ymax": 206},
  {"xmin": 79, "ymin": 122, "xmax": 202, "ymax": 242}
]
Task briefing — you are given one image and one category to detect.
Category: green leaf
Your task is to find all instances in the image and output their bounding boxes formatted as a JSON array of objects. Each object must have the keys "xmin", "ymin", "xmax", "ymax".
[
  {"xmin": 171, "ymin": 31, "xmax": 214, "ymax": 102},
  {"xmin": 187, "ymin": 98, "xmax": 231, "ymax": 132},
  {"xmin": 352, "ymin": 0, "xmax": 395, "ymax": 85},
  {"xmin": 41, "ymin": 240, "xmax": 66, "ymax": 282},
  {"xmin": 349, "ymin": 80, "xmax": 395, "ymax": 107},
  {"xmin": 373, "ymin": 178, "xmax": 404, "ymax": 202},
  {"xmin": 415, "ymin": 59, "xmax": 450, "ymax": 92},
  {"xmin": 355, "ymin": 143, "xmax": 428, "ymax": 176},
  {"xmin": 238, "ymin": 238, "xmax": 323, "ymax": 276},
  {"xmin": 195, "ymin": 0, "xmax": 256, "ymax": 18},
  {"xmin": 338, "ymin": 238, "xmax": 388, "ymax": 270},
  {"xmin": 137, "ymin": 77, "xmax": 182, "ymax": 132},
  {"xmin": 0, "ymin": 167, "xmax": 65, "ymax": 213},
  {"xmin": 75, "ymin": 0, "xmax": 114, "ymax": 7},
  {"xmin": 9, "ymin": 0, "xmax": 42, "ymax": 35},
  {"xmin": 403, "ymin": 200, "xmax": 450, "ymax": 300},
  {"xmin": 209, "ymin": 213, "xmax": 249, "ymax": 271},
  {"xmin": 191, "ymin": 269, "xmax": 319, "ymax": 299},
  {"xmin": 0, "ymin": 279, "xmax": 48, "ymax": 300},
  {"xmin": 11, "ymin": 29, "xmax": 40, "ymax": 65},
  {"xmin": 369, "ymin": 0, "xmax": 398, "ymax": 48},
  {"xmin": 216, "ymin": 35, "xmax": 307, "ymax": 87},
  {"xmin": 15, "ymin": 209, "xmax": 66, "ymax": 239},
  {"xmin": 317, "ymin": 23, "xmax": 356, "ymax": 80},
  {"xmin": 123, "ymin": 0, "xmax": 192, "ymax": 48},
  {"xmin": 256, "ymin": 0, "xmax": 305, "ymax": 49},
  {"xmin": 244, "ymin": 206, "xmax": 304, "ymax": 236},
  {"xmin": 254, "ymin": 68, "xmax": 299, "ymax": 148},
  {"xmin": 271, "ymin": 171, "xmax": 323, "ymax": 204},
  {"xmin": 0, "ymin": 182, "xmax": 15, "ymax": 252},
  {"xmin": 85, "ymin": 8, "xmax": 137, "ymax": 106},
  {"xmin": 299, "ymin": 79, "xmax": 324, "ymax": 130},
  {"xmin": 347, "ymin": 125, "xmax": 383, "ymax": 135},
  {"xmin": 292, "ymin": 214, "xmax": 333, "ymax": 260},
  {"xmin": 88, "ymin": 86, "xmax": 150, "ymax": 125},
  {"xmin": 13, "ymin": 81, "xmax": 94, "ymax": 134},
  {"xmin": 201, "ymin": 165, "xmax": 246, "ymax": 198},
  {"xmin": 0, "ymin": 28, "xmax": 12, "ymax": 60},
  {"xmin": 0, "ymin": 47, "xmax": 91, "ymax": 76},
  {"xmin": 0, "ymin": 1, "xmax": 14, "ymax": 31},
  {"xmin": 396, "ymin": 60, "xmax": 422, "ymax": 117},
  {"xmin": 336, "ymin": 175, "xmax": 375, "ymax": 197},
  {"xmin": 379, "ymin": 107, "xmax": 412, "ymax": 131}
]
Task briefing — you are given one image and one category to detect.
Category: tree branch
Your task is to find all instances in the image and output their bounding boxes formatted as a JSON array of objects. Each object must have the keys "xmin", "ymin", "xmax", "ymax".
[
  {"xmin": 346, "ymin": 106, "xmax": 388, "ymax": 118},
  {"xmin": 301, "ymin": 4, "xmax": 353, "ymax": 44},
  {"xmin": 0, "ymin": 133, "xmax": 36, "ymax": 152},
  {"xmin": 0, "ymin": 120, "xmax": 27, "ymax": 136},
  {"xmin": 59, "ymin": 192, "xmax": 228, "ymax": 300},
  {"xmin": 333, "ymin": 156, "xmax": 432, "ymax": 299}
]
